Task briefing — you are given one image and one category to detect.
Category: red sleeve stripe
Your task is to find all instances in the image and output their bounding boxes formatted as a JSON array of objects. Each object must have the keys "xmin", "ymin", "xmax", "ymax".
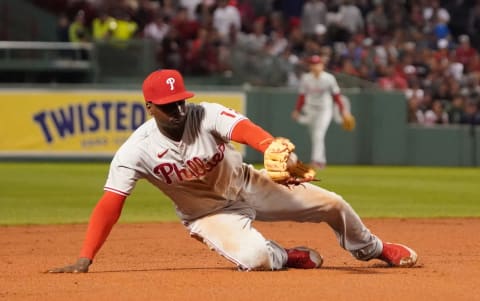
[
  {"xmin": 295, "ymin": 94, "xmax": 305, "ymax": 111},
  {"xmin": 333, "ymin": 93, "xmax": 344, "ymax": 114}
]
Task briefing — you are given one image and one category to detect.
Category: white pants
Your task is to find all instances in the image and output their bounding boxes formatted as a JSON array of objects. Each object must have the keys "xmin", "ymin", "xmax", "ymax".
[
  {"xmin": 298, "ymin": 105, "xmax": 333, "ymax": 165},
  {"xmin": 186, "ymin": 165, "xmax": 382, "ymax": 271}
]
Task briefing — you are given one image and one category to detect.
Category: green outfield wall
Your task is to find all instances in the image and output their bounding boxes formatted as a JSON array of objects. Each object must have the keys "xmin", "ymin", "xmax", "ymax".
[
  {"xmin": 244, "ymin": 88, "xmax": 480, "ymax": 167},
  {"xmin": 0, "ymin": 85, "xmax": 478, "ymax": 166}
]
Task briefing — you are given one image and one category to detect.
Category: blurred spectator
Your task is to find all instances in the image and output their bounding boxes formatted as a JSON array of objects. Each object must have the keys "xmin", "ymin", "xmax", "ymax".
[
  {"xmin": 377, "ymin": 65, "xmax": 408, "ymax": 91},
  {"xmin": 448, "ymin": 94, "xmax": 466, "ymax": 124},
  {"xmin": 271, "ymin": 0, "xmax": 305, "ymax": 19},
  {"xmin": 236, "ymin": 0, "xmax": 256, "ymax": 33},
  {"xmin": 143, "ymin": 12, "xmax": 170, "ymax": 44},
  {"xmin": 300, "ymin": 0, "xmax": 327, "ymax": 37},
  {"xmin": 340, "ymin": 57, "xmax": 360, "ymax": 77},
  {"xmin": 338, "ymin": 0, "xmax": 365, "ymax": 36},
  {"xmin": 454, "ymin": 34, "xmax": 477, "ymax": 67},
  {"xmin": 241, "ymin": 17, "xmax": 268, "ymax": 52},
  {"xmin": 445, "ymin": 0, "xmax": 470, "ymax": 37},
  {"xmin": 110, "ymin": 10, "xmax": 138, "ymax": 41},
  {"xmin": 267, "ymin": 29, "xmax": 288, "ymax": 56},
  {"xmin": 365, "ymin": 3, "xmax": 388, "ymax": 41},
  {"xmin": 161, "ymin": 27, "xmax": 187, "ymax": 71},
  {"xmin": 194, "ymin": 1, "xmax": 216, "ymax": 27},
  {"xmin": 433, "ymin": 38, "xmax": 451, "ymax": 65},
  {"xmin": 281, "ymin": 45, "xmax": 302, "ymax": 87},
  {"xmin": 407, "ymin": 94, "xmax": 425, "ymax": 124},
  {"xmin": 68, "ymin": 10, "xmax": 91, "ymax": 42},
  {"xmin": 355, "ymin": 0, "xmax": 373, "ymax": 18},
  {"xmin": 432, "ymin": 81, "xmax": 453, "ymax": 104},
  {"xmin": 132, "ymin": 0, "xmax": 157, "ymax": 32},
  {"xmin": 92, "ymin": 9, "xmax": 117, "ymax": 41},
  {"xmin": 423, "ymin": 0, "xmax": 450, "ymax": 27},
  {"xmin": 171, "ymin": 6, "xmax": 200, "ymax": 42},
  {"xmin": 287, "ymin": 24, "xmax": 305, "ymax": 56},
  {"xmin": 465, "ymin": 53, "xmax": 480, "ymax": 76},
  {"xmin": 186, "ymin": 27, "xmax": 219, "ymax": 74},
  {"xmin": 65, "ymin": 0, "xmax": 96, "ymax": 26},
  {"xmin": 265, "ymin": 10, "xmax": 285, "ymax": 36},
  {"xmin": 423, "ymin": 99, "xmax": 449, "ymax": 125},
  {"xmin": 468, "ymin": 2, "xmax": 480, "ymax": 50},
  {"xmin": 213, "ymin": 0, "xmax": 241, "ymax": 42},
  {"xmin": 56, "ymin": 13, "xmax": 70, "ymax": 42},
  {"xmin": 180, "ymin": 0, "xmax": 203, "ymax": 20},
  {"xmin": 461, "ymin": 100, "xmax": 480, "ymax": 125},
  {"xmin": 159, "ymin": 0, "xmax": 179, "ymax": 20},
  {"xmin": 432, "ymin": 13, "xmax": 451, "ymax": 41}
]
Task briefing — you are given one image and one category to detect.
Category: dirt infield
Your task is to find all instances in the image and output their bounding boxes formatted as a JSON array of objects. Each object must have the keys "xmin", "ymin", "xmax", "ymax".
[{"xmin": 1, "ymin": 218, "xmax": 479, "ymax": 301}]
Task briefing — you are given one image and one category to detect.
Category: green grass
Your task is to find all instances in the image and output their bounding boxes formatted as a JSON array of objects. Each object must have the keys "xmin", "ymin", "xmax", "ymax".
[
  {"xmin": 0, "ymin": 162, "xmax": 176, "ymax": 225},
  {"xmin": 316, "ymin": 166, "xmax": 480, "ymax": 218},
  {"xmin": 0, "ymin": 162, "xmax": 479, "ymax": 225}
]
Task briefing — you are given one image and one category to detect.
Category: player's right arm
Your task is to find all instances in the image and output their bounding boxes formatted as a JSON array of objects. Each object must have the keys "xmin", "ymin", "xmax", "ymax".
[
  {"xmin": 291, "ymin": 94, "xmax": 305, "ymax": 121},
  {"xmin": 47, "ymin": 191, "xmax": 126, "ymax": 273},
  {"xmin": 231, "ymin": 119, "xmax": 273, "ymax": 153}
]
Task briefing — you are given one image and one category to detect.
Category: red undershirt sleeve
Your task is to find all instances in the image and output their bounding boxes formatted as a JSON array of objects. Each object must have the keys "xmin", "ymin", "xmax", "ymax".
[
  {"xmin": 79, "ymin": 191, "xmax": 126, "ymax": 260},
  {"xmin": 295, "ymin": 94, "xmax": 305, "ymax": 111},
  {"xmin": 231, "ymin": 119, "xmax": 274, "ymax": 153},
  {"xmin": 333, "ymin": 93, "xmax": 344, "ymax": 114}
]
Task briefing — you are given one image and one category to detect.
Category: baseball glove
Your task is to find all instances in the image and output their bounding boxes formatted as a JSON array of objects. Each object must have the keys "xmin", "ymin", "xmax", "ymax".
[
  {"xmin": 342, "ymin": 113, "xmax": 356, "ymax": 131},
  {"xmin": 287, "ymin": 153, "xmax": 316, "ymax": 178},
  {"xmin": 264, "ymin": 137, "xmax": 295, "ymax": 182},
  {"xmin": 264, "ymin": 138, "xmax": 317, "ymax": 185}
]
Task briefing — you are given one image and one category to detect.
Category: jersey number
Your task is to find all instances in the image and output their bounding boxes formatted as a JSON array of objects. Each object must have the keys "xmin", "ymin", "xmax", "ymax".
[{"xmin": 220, "ymin": 110, "xmax": 236, "ymax": 118}]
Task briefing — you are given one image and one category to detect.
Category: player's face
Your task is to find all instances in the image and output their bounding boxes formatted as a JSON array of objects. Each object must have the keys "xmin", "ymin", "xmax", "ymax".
[
  {"xmin": 147, "ymin": 100, "xmax": 187, "ymax": 129},
  {"xmin": 310, "ymin": 62, "xmax": 324, "ymax": 74}
]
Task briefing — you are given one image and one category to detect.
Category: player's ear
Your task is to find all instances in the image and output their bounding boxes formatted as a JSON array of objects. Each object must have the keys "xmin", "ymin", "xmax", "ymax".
[{"xmin": 146, "ymin": 102, "xmax": 152, "ymax": 114}]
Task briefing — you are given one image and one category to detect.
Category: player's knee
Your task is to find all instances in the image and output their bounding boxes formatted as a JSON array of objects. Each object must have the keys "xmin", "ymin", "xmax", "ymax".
[{"xmin": 323, "ymin": 191, "xmax": 349, "ymax": 211}]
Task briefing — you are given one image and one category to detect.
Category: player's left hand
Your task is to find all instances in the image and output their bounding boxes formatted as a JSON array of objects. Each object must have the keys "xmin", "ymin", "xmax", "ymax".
[
  {"xmin": 342, "ymin": 112, "xmax": 356, "ymax": 131},
  {"xmin": 291, "ymin": 110, "xmax": 300, "ymax": 121}
]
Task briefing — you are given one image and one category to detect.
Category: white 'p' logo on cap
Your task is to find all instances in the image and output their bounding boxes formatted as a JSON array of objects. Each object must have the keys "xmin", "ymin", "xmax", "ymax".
[{"xmin": 166, "ymin": 77, "xmax": 175, "ymax": 91}]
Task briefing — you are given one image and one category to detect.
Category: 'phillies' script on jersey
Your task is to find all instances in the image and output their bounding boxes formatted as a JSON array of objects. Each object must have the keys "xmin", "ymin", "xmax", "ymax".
[{"xmin": 154, "ymin": 143, "xmax": 226, "ymax": 184}]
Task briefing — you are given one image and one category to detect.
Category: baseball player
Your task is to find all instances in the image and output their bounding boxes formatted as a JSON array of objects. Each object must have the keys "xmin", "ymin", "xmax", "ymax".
[
  {"xmin": 291, "ymin": 55, "xmax": 356, "ymax": 169},
  {"xmin": 48, "ymin": 69, "xmax": 416, "ymax": 273}
]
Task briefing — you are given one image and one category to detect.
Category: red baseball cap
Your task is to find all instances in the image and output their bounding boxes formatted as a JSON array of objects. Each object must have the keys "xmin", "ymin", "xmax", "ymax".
[
  {"xmin": 308, "ymin": 55, "xmax": 323, "ymax": 64},
  {"xmin": 142, "ymin": 69, "xmax": 195, "ymax": 105}
]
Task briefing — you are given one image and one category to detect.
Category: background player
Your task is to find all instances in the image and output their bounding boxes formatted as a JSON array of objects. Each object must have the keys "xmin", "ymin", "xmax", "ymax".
[
  {"xmin": 48, "ymin": 69, "xmax": 416, "ymax": 273},
  {"xmin": 291, "ymin": 55, "xmax": 355, "ymax": 169}
]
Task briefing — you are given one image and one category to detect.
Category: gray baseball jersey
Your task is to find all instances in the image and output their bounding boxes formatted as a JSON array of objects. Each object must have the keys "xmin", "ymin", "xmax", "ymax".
[
  {"xmin": 105, "ymin": 102, "xmax": 250, "ymax": 221},
  {"xmin": 299, "ymin": 71, "xmax": 340, "ymax": 110}
]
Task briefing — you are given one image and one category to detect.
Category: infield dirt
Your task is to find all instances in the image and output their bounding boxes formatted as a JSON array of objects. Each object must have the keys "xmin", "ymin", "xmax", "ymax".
[{"xmin": 1, "ymin": 218, "xmax": 479, "ymax": 301}]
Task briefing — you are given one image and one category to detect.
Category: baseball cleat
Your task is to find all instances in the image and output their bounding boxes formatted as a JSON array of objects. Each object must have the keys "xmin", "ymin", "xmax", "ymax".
[
  {"xmin": 285, "ymin": 247, "xmax": 323, "ymax": 269},
  {"xmin": 378, "ymin": 242, "xmax": 418, "ymax": 267}
]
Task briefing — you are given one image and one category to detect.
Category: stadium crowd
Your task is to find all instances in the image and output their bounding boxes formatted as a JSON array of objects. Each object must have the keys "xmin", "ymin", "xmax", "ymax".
[{"xmin": 33, "ymin": 0, "xmax": 480, "ymax": 125}]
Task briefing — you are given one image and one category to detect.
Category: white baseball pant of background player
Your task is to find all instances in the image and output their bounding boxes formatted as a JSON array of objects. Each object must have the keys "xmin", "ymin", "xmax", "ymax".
[{"xmin": 296, "ymin": 69, "xmax": 343, "ymax": 167}]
